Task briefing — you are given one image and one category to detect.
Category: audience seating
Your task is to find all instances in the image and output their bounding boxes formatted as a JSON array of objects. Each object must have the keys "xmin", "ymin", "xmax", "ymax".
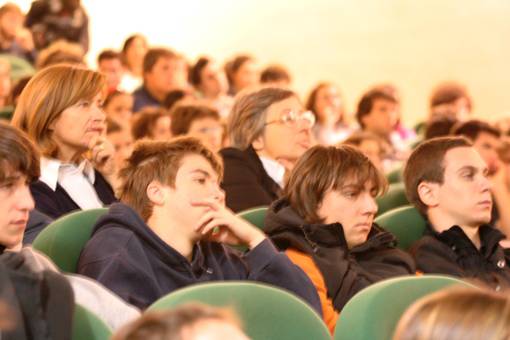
[
  {"xmin": 375, "ymin": 205, "xmax": 426, "ymax": 250},
  {"xmin": 32, "ymin": 208, "xmax": 108, "ymax": 273},
  {"xmin": 334, "ymin": 275, "xmax": 473, "ymax": 340},
  {"xmin": 148, "ymin": 281, "xmax": 330, "ymax": 340},
  {"xmin": 385, "ymin": 167, "xmax": 403, "ymax": 184},
  {"xmin": 73, "ymin": 304, "xmax": 112, "ymax": 340},
  {"xmin": 376, "ymin": 182, "xmax": 408, "ymax": 216},
  {"xmin": 237, "ymin": 206, "xmax": 268, "ymax": 230}
]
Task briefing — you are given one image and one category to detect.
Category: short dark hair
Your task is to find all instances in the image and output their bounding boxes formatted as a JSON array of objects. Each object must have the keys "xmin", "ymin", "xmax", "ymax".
[
  {"xmin": 451, "ymin": 119, "xmax": 501, "ymax": 141},
  {"xmin": 97, "ymin": 49, "xmax": 121, "ymax": 64},
  {"xmin": 131, "ymin": 108, "xmax": 170, "ymax": 140},
  {"xmin": 170, "ymin": 104, "xmax": 220, "ymax": 136},
  {"xmin": 0, "ymin": 122, "xmax": 40, "ymax": 185},
  {"xmin": 225, "ymin": 55, "xmax": 253, "ymax": 87},
  {"xmin": 424, "ymin": 117, "xmax": 459, "ymax": 140},
  {"xmin": 189, "ymin": 57, "xmax": 210, "ymax": 87},
  {"xmin": 356, "ymin": 88, "xmax": 397, "ymax": 128},
  {"xmin": 163, "ymin": 89, "xmax": 192, "ymax": 111},
  {"xmin": 143, "ymin": 48, "xmax": 179, "ymax": 74},
  {"xmin": 403, "ymin": 136, "xmax": 472, "ymax": 215},
  {"xmin": 260, "ymin": 65, "xmax": 291, "ymax": 84},
  {"xmin": 284, "ymin": 145, "xmax": 386, "ymax": 224},
  {"xmin": 430, "ymin": 82, "xmax": 471, "ymax": 109}
]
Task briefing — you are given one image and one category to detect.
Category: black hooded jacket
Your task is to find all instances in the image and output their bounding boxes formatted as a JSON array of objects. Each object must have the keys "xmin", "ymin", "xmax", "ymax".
[
  {"xmin": 411, "ymin": 224, "xmax": 510, "ymax": 289},
  {"xmin": 77, "ymin": 203, "xmax": 322, "ymax": 313},
  {"xmin": 264, "ymin": 199, "xmax": 416, "ymax": 310}
]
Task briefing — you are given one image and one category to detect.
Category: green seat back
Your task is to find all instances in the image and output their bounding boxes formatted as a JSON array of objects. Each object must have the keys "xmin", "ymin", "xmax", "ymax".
[
  {"xmin": 0, "ymin": 105, "xmax": 14, "ymax": 121},
  {"xmin": 0, "ymin": 54, "xmax": 35, "ymax": 81},
  {"xmin": 376, "ymin": 182, "xmax": 409, "ymax": 216},
  {"xmin": 32, "ymin": 208, "xmax": 108, "ymax": 273},
  {"xmin": 375, "ymin": 205, "xmax": 427, "ymax": 250},
  {"xmin": 386, "ymin": 167, "xmax": 403, "ymax": 184},
  {"xmin": 148, "ymin": 282, "xmax": 330, "ymax": 340},
  {"xmin": 237, "ymin": 206, "xmax": 268, "ymax": 230},
  {"xmin": 334, "ymin": 275, "xmax": 473, "ymax": 340},
  {"xmin": 72, "ymin": 304, "xmax": 112, "ymax": 340}
]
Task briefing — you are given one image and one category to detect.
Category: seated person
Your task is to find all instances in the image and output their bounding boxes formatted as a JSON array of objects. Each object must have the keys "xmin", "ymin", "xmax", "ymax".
[
  {"xmin": 131, "ymin": 107, "xmax": 172, "ymax": 141},
  {"xmin": 343, "ymin": 131, "xmax": 387, "ymax": 172},
  {"xmin": 106, "ymin": 118, "xmax": 134, "ymax": 171},
  {"xmin": 260, "ymin": 64, "xmax": 292, "ymax": 89},
  {"xmin": 77, "ymin": 137, "xmax": 321, "ymax": 312},
  {"xmin": 404, "ymin": 136, "xmax": 510, "ymax": 289},
  {"xmin": 394, "ymin": 286, "xmax": 510, "ymax": 340},
  {"xmin": 265, "ymin": 145, "xmax": 415, "ymax": 333},
  {"xmin": 12, "ymin": 64, "xmax": 117, "ymax": 219},
  {"xmin": 170, "ymin": 103, "xmax": 224, "ymax": 152},
  {"xmin": 429, "ymin": 81, "xmax": 472, "ymax": 122},
  {"xmin": 221, "ymin": 87, "xmax": 314, "ymax": 212},
  {"xmin": 424, "ymin": 116, "xmax": 458, "ymax": 140},
  {"xmin": 0, "ymin": 121, "xmax": 139, "ymax": 330},
  {"xmin": 113, "ymin": 303, "xmax": 248, "ymax": 340},
  {"xmin": 103, "ymin": 90, "xmax": 134, "ymax": 128},
  {"xmin": 97, "ymin": 49, "xmax": 124, "ymax": 93}
]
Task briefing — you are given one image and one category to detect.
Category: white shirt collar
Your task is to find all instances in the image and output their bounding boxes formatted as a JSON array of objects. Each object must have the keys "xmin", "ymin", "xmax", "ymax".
[
  {"xmin": 259, "ymin": 156, "xmax": 285, "ymax": 188},
  {"xmin": 40, "ymin": 157, "xmax": 96, "ymax": 191}
]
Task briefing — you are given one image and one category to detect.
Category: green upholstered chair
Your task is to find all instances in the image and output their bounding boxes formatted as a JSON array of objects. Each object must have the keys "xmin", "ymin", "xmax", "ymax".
[
  {"xmin": 149, "ymin": 281, "xmax": 330, "ymax": 340},
  {"xmin": 375, "ymin": 205, "xmax": 427, "ymax": 250},
  {"xmin": 32, "ymin": 208, "xmax": 108, "ymax": 273},
  {"xmin": 72, "ymin": 304, "xmax": 112, "ymax": 340},
  {"xmin": 376, "ymin": 182, "xmax": 409, "ymax": 216},
  {"xmin": 0, "ymin": 54, "xmax": 35, "ymax": 82},
  {"xmin": 237, "ymin": 206, "xmax": 268, "ymax": 230},
  {"xmin": 386, "ymin": 167, "xmax": 403, "ymax": 184},
  {"xmin": 334, "ymin": 275, "xmax": 473, "ymax": 340}
]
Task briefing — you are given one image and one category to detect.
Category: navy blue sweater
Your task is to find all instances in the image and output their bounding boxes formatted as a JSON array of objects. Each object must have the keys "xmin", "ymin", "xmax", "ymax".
[{"xmin": 77, "ymin": 203, "xmax": 322, "ymax": 314}]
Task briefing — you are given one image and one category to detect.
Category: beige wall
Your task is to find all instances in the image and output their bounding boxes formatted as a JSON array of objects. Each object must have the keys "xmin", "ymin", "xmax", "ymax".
[{"xmin": 7, "ymin": 0, "xmax": 510, "ymax": 125}]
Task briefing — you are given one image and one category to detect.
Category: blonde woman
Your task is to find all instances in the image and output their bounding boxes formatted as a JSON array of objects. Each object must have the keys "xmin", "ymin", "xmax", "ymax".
[
  {"xmin": 393, "ymin": 287, "xmax": 510, "ymax": 340},
  {"xmin": 12, "ymin": 64, "xmax": 117, "ymax": 219}
]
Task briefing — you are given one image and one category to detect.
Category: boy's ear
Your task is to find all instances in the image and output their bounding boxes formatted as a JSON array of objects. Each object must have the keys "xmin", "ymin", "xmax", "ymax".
[
  {"xmin": 417, "ymin": 181, "xmax": 440, "ymax": 208},
  {"xmin": 146, "ymin": 180, "xmax": 165, "ymax": 206}
]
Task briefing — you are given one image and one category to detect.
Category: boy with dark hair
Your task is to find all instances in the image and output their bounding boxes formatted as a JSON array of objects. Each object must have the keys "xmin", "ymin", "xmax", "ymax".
[
  {"xmin": 97, "ymin": 49, "xmax": 123, "ymax": 93},
  {"xmin": 77, "ymin": 137, "xmax": 321, "ymax": 312},
  {"xmin": 404, "ymin": 136, "xmax": 510, "ymax": 289}
]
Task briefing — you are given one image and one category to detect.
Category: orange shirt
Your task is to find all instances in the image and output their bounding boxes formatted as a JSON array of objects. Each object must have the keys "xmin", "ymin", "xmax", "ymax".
[{"xmin": 285, "ymin": 248, "xmax": 339, "ymax": 334}]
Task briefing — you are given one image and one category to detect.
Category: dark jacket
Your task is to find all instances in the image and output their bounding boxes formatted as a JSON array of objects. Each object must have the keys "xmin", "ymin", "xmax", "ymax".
[
  {"xmin": 411, "ymin": 224, "xmax": 510, "ymax": 289},
  {"xmin": 265, "ymin": 199, "xmax": 416, "ymax": 310},
  {"xmin": 220, "ymin": 146, "xmax": 282, "ymax": 212},
  {"xmin": 23, "ymin": 209, "xmax": 53, "ymax": 245},
  {"xmin": 0, "ymin": 247, "xmax": 74, "ymax": 340},
  {"xmin": 77, "ymin": 203, "xmax": 322, "ymax": 313},
  {"xmin": 132, "ymin": 86, "xmax": 161, "ymax": 112},
  {"xmin": 30, "ymin": 170, "xmax": 116, "ymax": 219}
]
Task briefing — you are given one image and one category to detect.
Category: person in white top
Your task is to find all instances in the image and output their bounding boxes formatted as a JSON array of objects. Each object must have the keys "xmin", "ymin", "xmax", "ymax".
[{"xmin": 11, "ymin": 64, "xmax": 118, "ymax": 219}]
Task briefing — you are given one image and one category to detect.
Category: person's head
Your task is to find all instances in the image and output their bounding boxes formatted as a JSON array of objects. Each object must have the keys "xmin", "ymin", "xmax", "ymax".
[
  {"xmin": 451, "ymin": 120, "xmax": 501, "ymax": 175},
  {"xmin": 10, "ymin": 76, "xmax": 31, "ymax": 107},
  {"xmin": 0, "ymin": 3, "xmax": 23, "ymax": 41},
  {"xmin": 0, "ymin": 58, "xmax": 11, "ymax": 104},
  {"xmin": 404, "ymin": 137, "xmax": 492, "ymax": 229},
  {"xmin": 12, "ymin": 64, "xmax": 106, "ymax": 162},
  {"xmin": 393, "ymin": 287, "xmax": 510, "ymax": 340},
  {"xmin": 131, "ymin": 107, "xmax": 172, "ymax": 141},
  {"xmin": 424, "ymin": 116, "xmax": 458, "ymax": 140},
  {"xmin": 35, "ymin": 40, "xmax": 85, "ymax": 69},
  {"xmin": 429, "ymin": 82, "xmax": 472, "ymax": 121},
  {"xmin": 284, "ymin": 145, "xmax": 386, "ymax": 248},
  {"xmin": 121, "ymin": 34, "xmax": 148, "ymax": 72},
  {"xmin": 163, "ymin": 89, "xmax": 195, "ymax": 112},
  {"xmin": 97, "ymin": 50, "xmax": 123, "ymax": 92},
  {"xmin": 228, "ymin": 87, "xmax": 314, "ymax": 164},
  {"xmin": 225, "ymin": 55, "xmax": 259, "ymax": 94},
  {"xmin": 170, "ymin": 104, "xmax": 223, "ymax": 152},
  {"xmin": 356, "ymin": 88, "xmax": 398, "ymax": 137},
  {"xmin": 306, "ymin": 82, "xmax": 345, "ymax": 126},
  {"xmin": 112, "ymin": 303, "xmax": 248, "ymax": 340},
  {"xmin": 118, "ymin": 137, "xmax": 224, "ymax": 239},
  {"xmin": 0, "ymin": 122, "xmax": 39, "ymax": 249},
  {"xmin": 343, "ymin": 131, "xmax": 387, "ymax": 171},
  {"xmin": 106, "ymin": 118, "xmax": 133, "ymax": 171},
  {"xmin": 260, "ymin": 64, "xmax": 291, "ymax": 88},
  {"xmin": 143, "ymin": 48, "xmax": 188, "ymax": 98},
  {"xmin": 103, "ymin": 91, "xmax": 133, "ymax": 125},
  {"xmin": 190, "ymin": 57, "xmax": 228, "ymax": 99}
]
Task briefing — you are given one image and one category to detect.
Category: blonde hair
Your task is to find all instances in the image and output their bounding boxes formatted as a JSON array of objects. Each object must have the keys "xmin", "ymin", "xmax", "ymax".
[
  {"xmin": 11, "ymin": 64, "xmax": 106, "ymax": 158},
  {"xmin": 393, "ymin": 286, "xmax": 510, "ymax": 340}
]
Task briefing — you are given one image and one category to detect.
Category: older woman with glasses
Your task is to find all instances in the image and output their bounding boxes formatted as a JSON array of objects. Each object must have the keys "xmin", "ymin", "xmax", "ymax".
[{"xmin": 220, "ymin": 87, "xmax": 315, "ymax": 212}]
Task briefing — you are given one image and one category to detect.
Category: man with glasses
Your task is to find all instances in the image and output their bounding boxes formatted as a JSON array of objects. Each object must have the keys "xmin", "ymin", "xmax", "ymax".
[{"xmin": 221, "ymin": 87, "xmax": 314, "ymax": 212}]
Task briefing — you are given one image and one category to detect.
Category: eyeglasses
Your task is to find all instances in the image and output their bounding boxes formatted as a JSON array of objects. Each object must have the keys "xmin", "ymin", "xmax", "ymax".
[{"xmin": 265, "ymin": 110, "xmax": 316, "ymax": 128}]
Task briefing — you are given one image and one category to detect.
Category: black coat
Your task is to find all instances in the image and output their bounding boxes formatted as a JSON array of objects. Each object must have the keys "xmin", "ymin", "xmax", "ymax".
[
  {"xmin": 265, "ymin": 199, "xmax": 416, "ymax": 310},
  {"xmin": 220, "ymin": 146, "xmax": 282, "ymax": 212},
  {"xmin": 77, "ymin": 203, "xmax": 322, "ymax": 314},
  {"xmin": 30, "ymin": 170, "xmax": 116, "ymax": 219},
  {"xmin": 411, "ymin": 224, "xmax": 510, "ymax": 289}
]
